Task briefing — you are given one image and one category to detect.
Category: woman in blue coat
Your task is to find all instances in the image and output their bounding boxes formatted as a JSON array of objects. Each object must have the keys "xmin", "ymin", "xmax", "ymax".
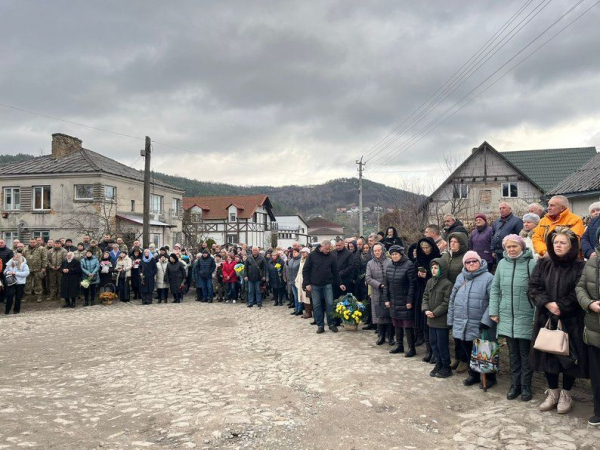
[
  {"xmin": 80, "ymin": 249, "xmax": 100, "ymax": 306},
  {"xmin": 139, "ymin": 249, "xmax": 158, "ymax": 305},
  {"xmin": 448, "ymin": 250, "xmax": 495, "ymax": 388}
]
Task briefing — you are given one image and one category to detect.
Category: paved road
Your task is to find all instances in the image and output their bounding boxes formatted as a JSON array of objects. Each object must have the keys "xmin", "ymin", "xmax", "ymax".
[{"xmin": 0, "ymin": 298, "xmax": 598, "ymax": 449}]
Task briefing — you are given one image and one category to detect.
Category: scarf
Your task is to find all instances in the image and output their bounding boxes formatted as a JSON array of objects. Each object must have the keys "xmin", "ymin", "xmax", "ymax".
[{"xmin": 142, "ymin": 253, "xmax": 153, "ymax": 263}]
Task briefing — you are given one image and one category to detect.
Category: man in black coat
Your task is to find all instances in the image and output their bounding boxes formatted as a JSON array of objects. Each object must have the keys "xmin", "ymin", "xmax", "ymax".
[
  {"xmin": 491, "ymin": 202, "xmax": 523, "ymax": 262},
  {"xmin": 0, "ymin": 239, "xmax": 14, "ymax": 303},
  {"xmin": 195, "ymin": 250, "xmax": 217, "ymax": 303},
  {"xmin": 334, "ymin": 239, "xmax": 356, "ymax": 298},
  {"xmin": 60, "ymin": 252, "xmax": 81, "ymax": 308},
  {"xmin": 244, "ymin": 246, "xmax": 266, "ymax": 308},
  {"xmin": 302, "ymin": 240, "xmax": 346, "ymax": 334},
  {"xmin": 443, "ymin": 215, "xmax": 469, "ymax": 240}
]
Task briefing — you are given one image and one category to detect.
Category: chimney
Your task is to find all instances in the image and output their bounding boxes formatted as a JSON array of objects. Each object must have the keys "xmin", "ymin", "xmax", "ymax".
[{"xmin": 52, "ymin": 133, "xmax": 82, "ymax": 159}]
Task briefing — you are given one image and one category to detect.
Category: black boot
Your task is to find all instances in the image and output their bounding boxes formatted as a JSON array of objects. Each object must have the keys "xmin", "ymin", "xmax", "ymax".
[
  {"xmin": 376, "ymin": 324, "xmax": 387, "ymax": 346},
  {"xmin": 463, "ymin": 369, "xmax": 480, "ymax": 386},
  {"xmin": 415, "ymin": 328, "xmax": 425, "ymax": 347},
  {"xmin": 70, "ymin": 299, "xmax": 76, "ymax": 308},
  {"xmin": 422, "ymin": 342, "xmax": 432, "ymax": 363},
  {"xmin": 389, "ymin": 328, "xmax": 405, "ymax": 354},
  {"xmin": 388, "ymin": 324, "xmax": 395, "ymax": 346},
  {"xmin": 84, "ymin": 300, "xmax": 89, "ymax": 307},
  {"xmin": 405, "ymin": 328, "xmax": 416, "ymax": 357}
]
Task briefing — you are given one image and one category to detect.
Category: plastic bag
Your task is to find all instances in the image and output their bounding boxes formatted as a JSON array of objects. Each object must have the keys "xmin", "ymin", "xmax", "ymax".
[{"xmin": 470, "ymin": 333, "xmax": 500, "ymax": 374}]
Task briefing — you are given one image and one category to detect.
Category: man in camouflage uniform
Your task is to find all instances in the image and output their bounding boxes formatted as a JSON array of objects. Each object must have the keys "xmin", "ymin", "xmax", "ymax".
[
  {"xmin": 47, "ymin": 240, "xmax": 67, "ymax": 301},
  {"xmin": 116, "ymin": 237, "xmax": 128, "ymax": 254},
  {"xmin": 89, "ymin": 240, "xmax": 103, "ymax": 260},
  {"xmin": 73, "ymin": 242, "xmax": 86, "ymax": 260},
  {"xmin": 23, "ymin": 238, "xmax": 48, "ymax": 302}
]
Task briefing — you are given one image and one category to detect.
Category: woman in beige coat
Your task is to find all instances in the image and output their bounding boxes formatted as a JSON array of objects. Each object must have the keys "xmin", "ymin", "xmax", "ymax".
[
  {"xmin": 296, "ymin": 248, "xmax": 312, "ymax": 319},
  {"xmin": 115, "ymin": 252, "xmax": 132, "ymax": 302}
]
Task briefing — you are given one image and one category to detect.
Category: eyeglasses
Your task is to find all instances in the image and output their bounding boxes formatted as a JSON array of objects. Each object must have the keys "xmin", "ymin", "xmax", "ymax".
[{"xmin": 464, "ymin": 260, "xmax": 479, "ymax": 265}]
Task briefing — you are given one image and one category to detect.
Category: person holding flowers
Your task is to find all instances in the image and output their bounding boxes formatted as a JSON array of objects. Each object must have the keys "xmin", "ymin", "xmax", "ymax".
[
  {"xmin": 80, "ymin": 249, "xmax": 100, "ymax": 306},
  {"xmin": 383, "ymin": 245, "xmax": 416, "ymax": 357},
  {"xmin": 267, "ymin": 252, "xmax": 287, "ymax": 306}
]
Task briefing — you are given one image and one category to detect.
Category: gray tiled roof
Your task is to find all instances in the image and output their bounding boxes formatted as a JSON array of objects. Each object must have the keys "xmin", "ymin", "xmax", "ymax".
[
  {"xmin": 547, "ymin": 152, "xmax": 600, "ymax": 195},
  {"xmin": 501, "ymin": 147, "xmax": 596, "ymax": 193},
  {"xmin": 0, "ymin": 148, "xmax": 180, "ymax": 190}
]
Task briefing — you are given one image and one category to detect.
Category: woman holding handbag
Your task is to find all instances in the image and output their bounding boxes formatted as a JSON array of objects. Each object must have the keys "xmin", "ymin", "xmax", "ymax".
[
  {"xmin": 529, "ymin": 227, "xmax": 588, "ymax": 414},
  {"xmin": 575, "ymin": 228, "xmax": 600, "ymax": 426}
]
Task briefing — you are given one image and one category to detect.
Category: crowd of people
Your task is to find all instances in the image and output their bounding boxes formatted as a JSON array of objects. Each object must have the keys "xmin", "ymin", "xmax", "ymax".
[{"xmin": 0, "ymin": 195, "xmax": 599, "ymax": 426}]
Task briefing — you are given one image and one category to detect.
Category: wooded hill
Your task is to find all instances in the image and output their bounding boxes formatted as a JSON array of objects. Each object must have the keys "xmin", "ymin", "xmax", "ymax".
[{"xmin": 0, "ymin": 153, "xmax": 417, "ymax": 217}]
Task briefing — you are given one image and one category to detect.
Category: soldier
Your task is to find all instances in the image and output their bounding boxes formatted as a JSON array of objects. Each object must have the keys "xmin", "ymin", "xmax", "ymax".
[
  {"xmin": 82, "ymin": 235, "xmax": 91, "ymax": 250},
  {"xmin": 116, "ymin": 237, "xmax": 128, "ymax": 254},
  {"xmin": 63, "ymin": 239, "xmax": 76, "ymax": 252},
  {"xmin": 89, "ymin": 240, "xmax": 103, "ymax": 260},
  {"xmin": 47, "ymin": 240, "xmax": 67, "ymax": 301},
  {"xmin": 36, "ymin": 237, "xmax": 49, "ymax": 295},
  {"xmin": 12, "ymin": 239, "xmax": 20, "ymax": 252},
  {"xmin": 23, "ymin": 238, "xmax": 48, "ymax": 302},
  {"xmin": 73, "ymin": 243, "xmax": 86, "ymax": 261}
]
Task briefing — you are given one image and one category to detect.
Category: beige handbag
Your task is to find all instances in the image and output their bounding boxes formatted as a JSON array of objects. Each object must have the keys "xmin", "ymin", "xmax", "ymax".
[{"xmin": 533, "ymin": 318, "xmax": 569, "ymax": 356}]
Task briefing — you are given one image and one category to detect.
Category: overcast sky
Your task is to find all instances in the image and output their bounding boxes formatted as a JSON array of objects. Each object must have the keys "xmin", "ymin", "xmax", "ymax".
[{"xmin": 1, "ymin": 0, "xmax": 599, "ymax": 191}]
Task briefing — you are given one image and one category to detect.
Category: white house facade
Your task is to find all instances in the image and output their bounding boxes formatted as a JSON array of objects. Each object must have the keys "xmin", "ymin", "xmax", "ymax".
[{"xmin": 272, "ymin": 215, "xmax": 309, "ymax": 247}]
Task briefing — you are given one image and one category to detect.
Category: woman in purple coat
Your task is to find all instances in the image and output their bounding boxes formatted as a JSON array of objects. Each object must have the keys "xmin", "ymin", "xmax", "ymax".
[{"xmin": 469, "ymin": 214, "xmax": 493, "ymax": 267}]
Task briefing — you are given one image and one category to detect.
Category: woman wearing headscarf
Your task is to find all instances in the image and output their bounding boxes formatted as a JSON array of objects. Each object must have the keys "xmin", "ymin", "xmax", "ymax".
[
  {"xmin": 60, "ymin": 252, "xmax": 82, "ymax": 308},
  {"xmin": 366, "ymin": 243, "xmax": 393, "ymax": 346},
  {"xmin": 489, "ymin": 235, "xmax": 536, "ymax": 401},
  {"xmin": 384, "ymin": 245, "xmax": 416, "ymax": 357},
  {"xmin": 381, "ymin": 227, "xmax": 404, "ymax": 251},
  {"xmin": 576, "ymin": 227, "xmax": 600, "ymax": 426},
  {"xmin": 414, "ymin": 237, "xmax": 441, "ymax": 362},
  {"xmin": 4, "ymin": 253, "xmax": 29, "ymax": 314},
  {"xmin": 139, "ymin": 248, "xmax": 158, "ymax": 305},
  {"xmin": 165, "ymin": 253, "xmax": 187, "ymax": 303},
  {"xmin": 529, "ymin": 227, "xmax": 588, "ymax": 414}
]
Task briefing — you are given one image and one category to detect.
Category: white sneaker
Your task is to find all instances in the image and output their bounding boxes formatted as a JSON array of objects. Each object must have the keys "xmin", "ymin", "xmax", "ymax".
[
  {"xmin": 225, "ymin": 300, "xmax": 230, "ymax": 303},
  {"xmin": 233, "ymin": 300, "xmax": 236, "ymax": 304}
]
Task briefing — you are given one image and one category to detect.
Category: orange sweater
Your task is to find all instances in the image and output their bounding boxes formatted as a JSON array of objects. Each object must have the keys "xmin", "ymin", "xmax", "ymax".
[{"xmin": 532, "ymin": 208, "xmax": 584, "ymax": 256}]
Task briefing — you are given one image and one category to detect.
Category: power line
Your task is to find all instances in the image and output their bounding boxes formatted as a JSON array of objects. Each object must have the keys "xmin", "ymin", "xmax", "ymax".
[{"xmin": 368, "ymin": 0, "xmax": 594, "ymax": 173}]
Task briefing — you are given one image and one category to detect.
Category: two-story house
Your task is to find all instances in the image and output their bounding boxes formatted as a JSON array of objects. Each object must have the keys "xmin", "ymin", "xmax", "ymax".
[
  {"xmin": 271, "ymin": 215, "xmax": 309, "ymax": 247},
  {"xmin": 0, "ymin": 133, "xmax": 184, "ymax": 247},
  {"xmin": 307, "ymin": 216, "xmax": 345, "ymax": 243},
  {"xmin": 182, "ymin": 195, "xmax": 275, "ymax": 247}
]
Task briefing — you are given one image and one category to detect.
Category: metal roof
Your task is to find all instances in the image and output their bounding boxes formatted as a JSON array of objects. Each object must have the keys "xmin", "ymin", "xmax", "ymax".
[
  {"xmin": 502, "ymin": 147, "xmax": 597, "ymax": 193},
  {"xmin": 547, "ymin": 152, "xmax": 600, "ymax": 195}
]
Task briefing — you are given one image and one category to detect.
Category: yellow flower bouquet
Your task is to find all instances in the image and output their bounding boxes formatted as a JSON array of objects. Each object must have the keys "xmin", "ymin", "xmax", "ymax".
[{"xmin": 334, "ymin": 294, "xmax": 366, "ymax": 331}]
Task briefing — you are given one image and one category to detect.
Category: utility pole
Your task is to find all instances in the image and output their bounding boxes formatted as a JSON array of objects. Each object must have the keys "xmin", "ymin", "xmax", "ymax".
[
  {"xmin": 142, "ymin": 136, "xmax": 151, "ymax": 247},
  {"xmin": 356, "ymin": 156, "xmax": 365, "ymax": 237}
]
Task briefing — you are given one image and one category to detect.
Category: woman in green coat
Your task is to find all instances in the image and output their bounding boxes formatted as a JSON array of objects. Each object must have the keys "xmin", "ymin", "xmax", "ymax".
[{"xmin": 489, "ymin": 234, "xmax": 536, "ymax": 402}]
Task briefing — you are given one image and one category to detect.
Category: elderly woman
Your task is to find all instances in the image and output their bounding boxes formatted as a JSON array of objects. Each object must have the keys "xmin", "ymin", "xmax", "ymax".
[
  {"xmin": 296, "ymin": 248, "xmax": 312, "ymax": 319},
  {"xmin": 447, "ymin": 251, "xmax": 495, "ymax": 387},
  {"xmin": 582, "ymin": 201, "xmax": 600, "ymax": 259},
  {"xmin": 80, "ymin": 249, "xmax": 100, "ymax": 307},
  {"xmin": 287, "ymin": 248, "xmax": 302, "ymax": 316},
  {"xmin": 165, "ymin": 253, "xmax": 187, "ymax": 303},
  {"xmin": 366, "ymin": 243, "xmax": 393, "ymax": 346},
  {"xmin": 155, "ymin": 254, "xmax": 169, "ymax": 303},
  {"xmin": 115, "ymin": 251, "xmax": 132, "ymax": 302},
  {"xmin": 529, "ymin": 227, "xmax": 587, "ymax": 414},
  {"xmin": 469, "ymin": 214, "xmax": 493, "ymax": 266},
  {"xmin": 139, "ymin": 248, "xmax": 158, "ymax": 305},
  {"xmin": 520, "ymin": 213, "xmax": 541, "ymax": 260},
  {"xmin": 576, "ymin": 228, "xmax": 600, "ymax": 426},
  {"xmin": 489, "ymin": 235, "xmax": 536, "ymax": 401},
  {"xmin": 383, "ymin": 245, "xmax": 416, "ymax": 357},
  {"xmin": 4, "ymin": 253, "xmax": 30, "ymax": 314},
  {"xmin": 60, "ymin": 252, "xmax": 81, "ymax": 308}
]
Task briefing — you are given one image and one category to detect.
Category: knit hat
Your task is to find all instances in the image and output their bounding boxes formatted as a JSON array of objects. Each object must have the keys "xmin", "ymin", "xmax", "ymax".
[
  {"xmin": 502, "ymin": 234, "xmax": 526, "ymax": 250},
  {"xmin": 523, "ymin": 213, "xmax": 540, "ymax": 225},
  {"xmin": 475, "ymin": 213, "xmax": 487, "ymax": 222},
  {"xmin": 389, "ymin": 245, "xmax": 404, "ymax": 255},
  {"xmin": 462, "ymin": 250, "xmax": 481, "ymax": 265}
]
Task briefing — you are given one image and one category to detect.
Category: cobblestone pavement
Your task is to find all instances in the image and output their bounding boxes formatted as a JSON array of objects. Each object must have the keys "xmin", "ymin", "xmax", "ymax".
[{"xmin": 0, "ymin": 297, "xmax": 598, "ymax": 449}]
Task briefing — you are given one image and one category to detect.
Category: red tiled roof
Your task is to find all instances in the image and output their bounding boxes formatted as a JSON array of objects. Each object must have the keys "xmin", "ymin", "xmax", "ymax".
[{"xmin": 183, "ymin": 195, "xmax": 274, "ymax": 220}]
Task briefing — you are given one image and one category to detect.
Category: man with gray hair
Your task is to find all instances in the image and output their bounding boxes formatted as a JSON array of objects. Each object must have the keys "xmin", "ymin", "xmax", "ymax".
[
  {"xmin": 532, "ymin": 195, "xmax": 585, "ymax": 257},
  {"xmin": 491, "ymin": 202, "xmax": 523, "ymax": 262},
  {"xmin": 581, "ymin": 201, "xmax": 600, "ymax": 259},
  {"xmin": 244, "ymin": 246, "xmax": 266, "ymax": 308},
  {"xmin": 302, "ymin": 240, "xmax": 345, "ymax": 334},
  {"xmin": 442, "ymin": 214, "xmax": 468, "ymax": 240},
  {"xmin": 528, "ymin": 202, "xmax": 545, "ymax": 218}
]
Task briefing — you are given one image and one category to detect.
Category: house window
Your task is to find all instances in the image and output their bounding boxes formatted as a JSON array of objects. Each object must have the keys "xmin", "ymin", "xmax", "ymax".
[
  {"xmin": 74, "ymin": 184, "xmax": 94, "ymax": 200},
  {"xmin": 453, "ymin": 184, "xmax": 469, "ymax": 199},
  {"xmin": 105, "ymin": 185, "xmax": 116, "ymax": 201},
  {"xmin": 253, "ymin": 212, "xmax": 258, "ymax": 222},
  {"xmin": 150, "ymin": 194, "xmax": 163, "ymax": 214},
  {"xmin": 3, "ymin": 187, "xmax": 20, "ymax": 210},
  {"xmin": 3, "ymin": 231, "xmax": 18, "ymax": 241},
  {"xmin": 227, "ymin": 234, "xmax": 236, "ymax": 244},
  {"xmin": 501, "ymin": 182, "xmax": 518, "ymax": 198},
  {"xmin": 171, "ymin": 198, "xmax": 181, "ymax": 217},
  {"xmin": 32, "ymin": 230, "xmax": 50, "ymax": 242},
  {"xmin": 33, "ymin": 186, "xmax": 51, "ymax": 210},
  {"xmin": 229, "ymin": 212, "xmax": 237, "ymax": 222},
  {"xmin": 131, "ymin": 200, "xmax": 135, "ymax": 212},
  {"xmin": 152, "ymin": 234, "xmax": 161, "ymax": 247}
]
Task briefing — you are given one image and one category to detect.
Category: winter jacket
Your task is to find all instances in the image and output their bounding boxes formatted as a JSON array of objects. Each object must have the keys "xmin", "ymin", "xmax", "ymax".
[
  {"xmin": 469, "ymin": 225, "xmax": 493, "ymax": 264},
  {"xmin": 381, "ymin": 227, "xmax": 404, "ymax": 251},
  {"xmin": 528, "ymin": 230, "xmax": 588, "ymax": 378},
  {"xmin": 519, "ymin": 228, "xmax": 539, "ymax": 260},
  {"xmin": 383, "ymin": 255, "xmax": 415, "ymax": 321},
  {"xmin": 447, "ymin": 260, "xmax": 495, "ymax": 342},
  {"xmin": 441, "ymin": 232, "xmax": 469, "ymax": 284},
  {"xmin": 139, "ymin": 258, "xmax": 158, "ymax": 294},
  {"xmin": 422, "ymin": 258, "xmax": 453, "ymax": 329},
  {"xmin": 194, "ymin": 255, "xmax": 216, "ymax": 280},
  {"xmin": 23, "ymin": 244, "xmax": 48, "ymax": 272},
  {"xmin": 73, "ymin": 249, "xmax": 87, "ymax": 261},
  {"xmin": 302, "ymin": 248, "xmax": 341, "ymax": 288},
  {"xmin": 366, "ymin": 253, "xmax": 392, "ymax": 323},
  {"xmin": 267, "ymin": 257, "xmax": 286, "ymax": 289},
  {"xmin": 48, "ymin": 247, "xmax": 67, "ymax": 269},
  {"xmin": 581, "ymin": 215, "xmax": 600, "ymax": 259},
  {"xmin": 80, "ymin": 256, "xmax": 100, "ymax": 285},
  {"xmin": 60, "ymin": 258, "xmax": 82, "ymax": 299},
  {"xmin": 0, "ymin": 246, "xmax": 14, "ymax": 267},
  {"xmin": 335, "ymin": 247, "xmax": 356, "ymax": 287},
  {"xmin": 443, "ymin": 220, "xmax": 468, "ymax": 240},
  {"xmin": 532, "ymin": 208, "xmax": 585, "ymax": 257},
  {"xmin": 491, "ymin": 214, "xmax": 523, "ymax": 255},
  {"xmin": 115, "ymin": 256, "xmax": 132, "ymax": 278},
  {"xmin": 489, "ymin": 248, "xmax": 536, "ymax": 340},
  {"xmin": 576, "ymin": 230, "xmax": 600, "ymax": 348},
  {"xmin": 286, "ymin": 256, "xmax": 301, "ymax": 287},
  {"xmin": 222, "ymin": 260, "xmax": 238, "ymax": 284},
  {"xmin": 165, "ymin": 260, "xmax": 187, "ymax": 293},
  {"xmin": 155, "ymin": 260, "xmax": 169, "ymax": 289},
  {"xmin": 245, "ymin": 254, "xmax": 267, "ymax": 282},
  {"xmin": 4, "ymin": 259, "xmax": 30, "ymax": 284}
]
